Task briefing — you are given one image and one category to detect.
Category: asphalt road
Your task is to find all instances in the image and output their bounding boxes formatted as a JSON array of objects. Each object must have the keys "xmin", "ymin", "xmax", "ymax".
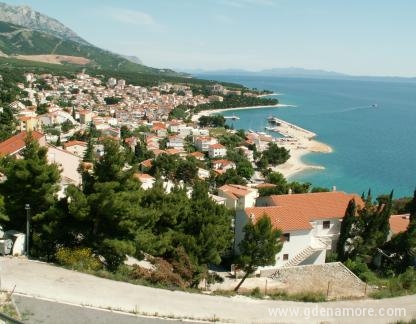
[
  {"xmin": 2, "ymin": 257, "xmax": 415, "ymax": 323},
  {"xmin": 14, "ymin": 295, "xmax": 199, "ymax": 324}
]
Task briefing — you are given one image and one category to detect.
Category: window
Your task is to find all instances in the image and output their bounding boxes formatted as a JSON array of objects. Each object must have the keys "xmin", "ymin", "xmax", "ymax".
[
  {"xmin": 283, "ymin": 254, "xmax": 289, "ymax": 261},
  {"xmin": 282, "ymin": 233, "xmax": 290, "ymax": 242},
  {"xmin": 323, "ymin": 220, "xmax": 330, "ymax": 229}
]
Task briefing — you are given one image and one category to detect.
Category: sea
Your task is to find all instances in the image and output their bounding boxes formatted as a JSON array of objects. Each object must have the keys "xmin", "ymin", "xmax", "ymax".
[{"xmin": 197, "ymin": 74, "xmax": 416, "ymax": 198}]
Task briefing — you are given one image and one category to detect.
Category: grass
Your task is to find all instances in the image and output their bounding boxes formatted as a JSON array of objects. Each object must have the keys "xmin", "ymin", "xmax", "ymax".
[{"xmin": 0, "ymin": 303, "xmax": 20, "ymax": 319}]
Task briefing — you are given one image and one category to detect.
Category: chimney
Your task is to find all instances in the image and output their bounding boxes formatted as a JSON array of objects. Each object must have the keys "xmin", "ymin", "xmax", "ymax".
[{"xmin": 332, "ymin": 185, "xmax": 337, "ymax": 192}]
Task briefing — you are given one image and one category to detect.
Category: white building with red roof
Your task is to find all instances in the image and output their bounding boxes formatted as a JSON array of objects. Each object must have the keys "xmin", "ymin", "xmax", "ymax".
[
  {"xmin": 235, "ymin": 191, "xmax": 363, "ymax": 269},
  {"xmin": 208, "ymin": 143, "xmax": 226, "ymax": 158},
  {"xmin": 218, "ymin": 184, "xmax": 258, "ymax": 210}
]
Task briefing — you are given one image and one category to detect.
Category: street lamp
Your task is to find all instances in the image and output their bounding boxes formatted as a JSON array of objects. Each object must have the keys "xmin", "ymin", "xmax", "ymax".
[{"xmin": 25, "ymin": 204, "xmax": 30, "ymax": 258}]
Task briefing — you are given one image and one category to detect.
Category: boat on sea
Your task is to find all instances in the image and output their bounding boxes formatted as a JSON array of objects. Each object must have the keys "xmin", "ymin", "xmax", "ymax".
[
  {"xmin": 371, "ymin": 103, "xmax": 378, "ymax": 108},
  {"xmin": 224, "ymin": 115, "xmax": 240, "ymax": 120}
]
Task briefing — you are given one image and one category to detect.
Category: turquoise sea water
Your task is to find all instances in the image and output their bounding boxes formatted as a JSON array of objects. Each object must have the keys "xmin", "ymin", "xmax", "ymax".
[{"xmin": 197, "ymin": 75, "xmax": 416, "ymax": 198}]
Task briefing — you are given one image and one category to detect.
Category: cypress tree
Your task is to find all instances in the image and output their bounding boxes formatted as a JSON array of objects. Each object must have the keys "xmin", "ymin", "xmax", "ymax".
[{"xmin": 337, "ymin": 199, "xmax": 357, "ymax": 261}]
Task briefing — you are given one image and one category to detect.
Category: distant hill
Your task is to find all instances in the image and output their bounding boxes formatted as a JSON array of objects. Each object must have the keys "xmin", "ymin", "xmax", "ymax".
[
  {"xmin": 0, "ymin": 2, "xmax": 89, "ymax": 45},
  {"xmin": 189, "ymin": 67, "xmax": 416, "ymax": 82},
  {"xmin": 0, "ymin": 20, "xmax": 180, "ymax": 76},
  {"xmin": 189, "ymin": 67, "xmax": 348, "ymax": 78}
]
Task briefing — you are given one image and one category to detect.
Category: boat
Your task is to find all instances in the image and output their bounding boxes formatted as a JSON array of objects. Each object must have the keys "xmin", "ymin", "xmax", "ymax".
[
  {"xmin": 371, "ymin": 103, "xmax": 378, "ymax": 108},
  {"xmin": 224, "ymin": 115, "xmax": 240, "ymax": 120}
]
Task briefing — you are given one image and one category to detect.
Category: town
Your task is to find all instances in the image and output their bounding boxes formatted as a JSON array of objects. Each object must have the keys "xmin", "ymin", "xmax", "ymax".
[{"xmin": 0, "ymin": 69, "xmax": 415, "ymax": 322}]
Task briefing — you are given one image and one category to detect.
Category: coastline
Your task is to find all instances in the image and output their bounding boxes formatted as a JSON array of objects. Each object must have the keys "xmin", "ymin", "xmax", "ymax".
[
  {"xmin": 192, "ymin": 104, "xmax": 332, "ymax": 180},
  {"xmin": 191, "ymin": 103, "xmax": 295, "ymax": 122}
]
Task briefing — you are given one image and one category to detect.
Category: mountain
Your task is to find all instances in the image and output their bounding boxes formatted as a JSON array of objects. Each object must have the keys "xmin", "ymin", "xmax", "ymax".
[
  {"xmin": 0, "ymin": 2, "xmax": 89, "ymax": 45},
  {"xmin": 0, "ymin": 2, "xmax": 183, "ymax": 76},
  {"xmin": 120, "ymin": 55, "xmax": 143, "ymax": 65},
  {"xmin": 258, "ymin": 67, "xmax": 347, "ymax": 78},
  {"xmin": 0, "ymin": 20, "xmax": 180, "ymax": 76},
  {"xmin": 189, "ymin": 67, "xmax": 348, "ymax": 78}
]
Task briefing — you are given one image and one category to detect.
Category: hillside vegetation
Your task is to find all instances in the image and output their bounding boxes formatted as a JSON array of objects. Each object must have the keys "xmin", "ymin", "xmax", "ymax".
[{"xmin": 0, "ymin": 21, "xmax": 177, "ymax": 75}]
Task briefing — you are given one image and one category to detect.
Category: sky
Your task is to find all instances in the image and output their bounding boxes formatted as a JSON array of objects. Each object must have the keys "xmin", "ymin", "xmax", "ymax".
[{"xmin": 3, "ymin": 0, "xmax": 416, "ymax": 77}]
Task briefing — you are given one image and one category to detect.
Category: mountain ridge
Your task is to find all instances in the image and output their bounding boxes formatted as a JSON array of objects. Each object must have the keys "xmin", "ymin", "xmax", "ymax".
[{"xmin": 0, "ymin": 2, "xmax": 89, "ymax": 45}]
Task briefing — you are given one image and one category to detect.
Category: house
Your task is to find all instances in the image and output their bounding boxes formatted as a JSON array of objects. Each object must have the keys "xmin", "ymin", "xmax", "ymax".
[
  {"xmin": 236, "ymin": 146, "xmax": 254, "ymax": 162},
  {"xmin": 218, "ymin": 184, "xmax": 258, "ymax": 210},
  {"xmin": 47, "ymin": 145, "xmax": 82, "ymax": 185},
  {"xmin": 134, "ymin": 173, "xmax": 156, "ymax": 190},
  {"xmin": 63, "ymin": 140, "xmax": 87, "ymax": 158},
  {"xmin": 18, "ymin": 116, "xmax": 40, "ymax": 132},
  {"xmin": 190, "ymin": 151, "xmax": 205, "ymax": 161},
  {"xmin": 197, "ymin": 167, "xmax": 210, "ymax": 179},
  {"xmin": 211, "ymin": 159, "xmax": 236, "ymax": 174},
  {"xmin": 235, "ymin": 191, "xmax": 363, "ymax": 269},
  {"xmin": 79, "ymin": 110, "xmax": 93, "ymax": 125},
  {"xmin": 0, "ymin": 131, "xmax": 45, "ymax": 157},
  {"xmin": 389, "ymin": 214, "xmax": 410, "ymax": 236},
  {"xmin": 167, "ymin": 135, "xmax": 185, "ymax": 150},
  {"xmin": 152, "ymin": 124, "xmax": 167, "ymax": 137},
  {"xmin": 194, "ymin": 136, "xmax": 217, "ymax": 152},
  {"xmin": 208, "ymin": 143, "xmax": 226, "ymax": 158}
]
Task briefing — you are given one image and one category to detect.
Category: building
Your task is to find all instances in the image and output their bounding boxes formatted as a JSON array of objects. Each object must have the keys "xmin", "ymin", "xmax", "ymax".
[
  {"xmin": 79, "ymin": 110, "xmax": 93, "ymax": 125},
  {"xmin": 194, "ymin": 136, "xmax": 217, "ymax": 152},
  {"xmin": 211, "ymin": 159, "xmax": 236, "ymax": 174},
  {"xmin": 389, "ymin": 214, "xmax": 410, "ymax": 236},
  {"xmin": 134, "ymin": 173, "xmax": 156, "ymax": 190},
  {"xmin": 63, "ymin": 140, "xmax": 87, "ymax": 158},
  {"xmin": 235, "ymin": 191, "xmax": 363, "ymax": 269},
  {"xmin": 208, "ymin": 143, "xmax": 226, "ymax": 158},
  {"xmin": 0, "ymin": 131, "xmax": 45, "ymax": 157},
  {"xmin": 18, "ymin": 116, "xmax": 40, "ymax": 132},
  {"xmin": 218, "ymin": 184, "xmax": 258, "ymax": 210}
]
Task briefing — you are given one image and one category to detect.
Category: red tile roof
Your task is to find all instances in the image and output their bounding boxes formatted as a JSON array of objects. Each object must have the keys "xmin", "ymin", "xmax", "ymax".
[
  {"xmin": 63, "ymin": 140, "xmax": 87, "ymax": 148},
  {"xmin": 266, "ymin": 192, "xmax": 364, "ymax": 220},
  {"xmin": 218, "ymin": 184, "xmax": 254, "ymax": 199},
  {"xmin": 246, "ymin": 206, "xmax": 313, "ymax": 231},
  {"xmin": 209, "ymin": 143, "xmax": 225, "ymax": 150},
  {"xmin": 0, "ymin": 131, "xmax": 44, "ymax": 156},
  {"xmin": 389, "ymin": 214, "xmax": 410, "ymax": 234},
  {"xmin": 246, "ymin": 191, "xmax": 364, "ymax": 232}
]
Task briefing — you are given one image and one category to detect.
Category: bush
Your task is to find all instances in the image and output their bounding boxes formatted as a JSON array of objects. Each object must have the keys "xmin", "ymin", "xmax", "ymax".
[
  {"xmin": 55, "ymin": 247, "xmax": 102, "ymax": 271},
  {"xmin": 344, "ymin": 259, "xmax": 376, "ymax": 282}
]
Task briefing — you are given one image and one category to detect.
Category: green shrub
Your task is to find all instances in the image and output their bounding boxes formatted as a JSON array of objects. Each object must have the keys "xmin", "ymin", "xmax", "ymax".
[{"xmin": 55, "ymin": 247, "xmax": 102, "ymax": 271}]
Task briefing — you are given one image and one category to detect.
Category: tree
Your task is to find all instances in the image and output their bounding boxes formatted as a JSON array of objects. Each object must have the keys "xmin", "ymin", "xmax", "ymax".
[
  {"xmin": 175, "ymin": 157, "xmax": 198, "ymax": 184},
  {"xmin": 402, "ymin": 189, "xmax": 416, "ymax": 268},
  {"xmin": 215, "ymin": 168, "xmax": 247, "ymax": 187},
  {"xmin": 0, "ymin": 133, "xmax": 60, "ymax": 255},
  {"xmin": 337, "ymin": 199, "xmax": 357, "ymax": 261},
  {"xmin": 234, "ymin": 215, "xmax": 282, "ymax": 291},
  {"xmin": 261, "ymin": 142, "xmax": 290, "ymax": 166},
  {"xmin": 0, "ymin": 106, "xmax": 16, "ymax": 141}
]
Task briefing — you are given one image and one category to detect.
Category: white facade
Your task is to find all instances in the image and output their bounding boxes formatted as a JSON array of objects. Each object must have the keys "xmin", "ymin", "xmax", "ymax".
[
  {"xmin": 195, "ymin": 137, "xmax": 217, "ymax": 152},
  {"xmin": 208, "ymin": 144, "xmax": 226, "ymax": 158}
]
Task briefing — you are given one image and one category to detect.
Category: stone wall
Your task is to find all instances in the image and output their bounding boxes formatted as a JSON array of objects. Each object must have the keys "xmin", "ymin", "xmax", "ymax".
[{"xmin": 260, "ymin": 262, "xmax": 369, "ymax": 299}]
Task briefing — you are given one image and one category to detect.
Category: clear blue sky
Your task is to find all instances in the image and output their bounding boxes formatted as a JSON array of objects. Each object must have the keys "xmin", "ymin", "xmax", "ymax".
[{"xmin": 3, "ymin": 0, "xmax": 416, "ymax": 76}]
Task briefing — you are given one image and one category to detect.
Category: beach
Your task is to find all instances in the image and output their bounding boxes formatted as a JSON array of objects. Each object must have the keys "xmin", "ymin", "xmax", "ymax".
[
  {"xmin": 191, "ymin": 104, "xmax": 295, "ymax": 122},
  {"xmin": 192, "ymin": 105, "xmax": 332, "ymax": 179}
]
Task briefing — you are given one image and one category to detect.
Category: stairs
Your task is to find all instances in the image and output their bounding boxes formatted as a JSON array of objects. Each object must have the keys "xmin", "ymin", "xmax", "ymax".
[{"xmin": 283, "ymin": 246, "xmax": 317, "ymax": 267}]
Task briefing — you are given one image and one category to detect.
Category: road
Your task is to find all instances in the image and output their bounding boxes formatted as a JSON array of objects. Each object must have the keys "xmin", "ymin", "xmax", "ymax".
[
  {"xmin": 1, "ymin": 257, "xmax": 415, "ymax": 323},
  {"xmin": 13, "ymin": 295, "xmax": 199, "ymax": 324}
]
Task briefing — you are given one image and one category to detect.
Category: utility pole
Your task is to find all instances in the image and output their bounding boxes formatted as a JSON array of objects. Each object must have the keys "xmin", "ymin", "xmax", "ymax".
[{"xmin": 25, "ymin": 204, "xmax": 30, "ymax": 258}]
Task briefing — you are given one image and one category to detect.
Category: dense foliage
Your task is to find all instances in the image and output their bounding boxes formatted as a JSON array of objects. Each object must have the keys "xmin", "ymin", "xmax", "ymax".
[
  {"xmin": 194, "ymin": 94, "xmax": 278, "ymax": 113},
  {"xmin": 0, "ymin": 136, "xmax": 233, "ymax": 286}
]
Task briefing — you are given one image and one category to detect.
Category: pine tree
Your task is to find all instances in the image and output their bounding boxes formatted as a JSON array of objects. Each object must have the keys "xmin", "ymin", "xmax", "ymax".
[{"xmin": 235, "ymin": 215, "xmax": 282, "ymax": 291}]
